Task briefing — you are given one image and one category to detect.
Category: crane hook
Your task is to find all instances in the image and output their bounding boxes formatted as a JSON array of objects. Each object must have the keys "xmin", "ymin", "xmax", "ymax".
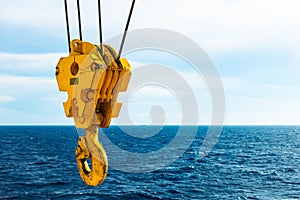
[
  {"xmin": 75, "ymin": 125, "xmax": 108, "ymax": 186},
  {"xmin": 59, "ymin": 0, "xmax": 136, "ymax": 186}
]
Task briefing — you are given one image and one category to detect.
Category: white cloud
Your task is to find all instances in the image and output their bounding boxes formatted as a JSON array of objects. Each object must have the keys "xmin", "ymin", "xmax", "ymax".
[
  {"xmin": 0, "ymin": 96, "xmax": 15, "ymax": 102},
  {"xmin": 1, "ymin": 51, "xmax": 299, "ymax": 125},
  {"xmin": 0, "ymin": 0, "xmax": 65, "ymax": 35},
  {"xmin": 1, "ymin": 0, "xmax": 300, "ymax": 125},
  {"xmin": 0, "ymin": 52, "xmax": 65, "ymax": 76},
  {"xmin": 133, "ymin": 0, "xmax": 300, "ymax": 53},
  {"xmin": 1, "ymin": 0, "xmax": 299, "ymax": 51},
  {"xmin": 0, "ymin": 74, "xmax": 70, "ymax": 125},
  {"xmin": 222, "ymin": 77, "xmax": 300, "ymax": 125},
  {"xmin": 0, "ymin": 75, "xmax": 54, "ymax": 95}
]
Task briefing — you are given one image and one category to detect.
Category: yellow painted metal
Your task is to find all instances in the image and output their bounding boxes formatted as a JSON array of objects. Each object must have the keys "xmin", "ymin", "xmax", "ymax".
[
  {"xmin": 75, "ymin": 126, "xmax": 108, "ymax": 186},
  {"xmin": 55, "ymin": 39, "xmax": 131, "ymax": 186}
]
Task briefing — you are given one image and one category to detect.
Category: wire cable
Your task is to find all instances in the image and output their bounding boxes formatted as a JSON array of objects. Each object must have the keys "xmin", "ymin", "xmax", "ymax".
[
  {"xmin": 77, "ymin": 0, "xmax": 83, "ymax": 41},
  {"xmin": 64, "ymin": 0, "xmax": 71, "ymax": 52},
  {"xmin": 98, "ymin": 0, "xmax": 104, "ymax": 57},
  {"xmin": 117, "ymin": 0, "xmax": 136, "ymax": 61}
]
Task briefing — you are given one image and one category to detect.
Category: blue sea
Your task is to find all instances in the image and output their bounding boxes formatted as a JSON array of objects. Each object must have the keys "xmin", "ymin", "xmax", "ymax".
[{"xmin": 0, "ymin": 126, "xmax": 299, "ymax": 199}]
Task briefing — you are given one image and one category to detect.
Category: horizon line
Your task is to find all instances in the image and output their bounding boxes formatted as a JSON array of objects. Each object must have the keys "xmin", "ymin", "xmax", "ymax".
[{"xmin": 0, "ymin": 124, "xmax": 300, "ymax": 126}]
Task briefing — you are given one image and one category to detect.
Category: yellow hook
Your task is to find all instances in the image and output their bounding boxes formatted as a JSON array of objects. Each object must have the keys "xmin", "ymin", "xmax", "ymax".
[
  {"xmin": 56, "ymin": 40, "xmax": 131, "ymax": 186},
  {"xmin": 75, "ymin": 126, "xmax": 108, "ymax": 186}
]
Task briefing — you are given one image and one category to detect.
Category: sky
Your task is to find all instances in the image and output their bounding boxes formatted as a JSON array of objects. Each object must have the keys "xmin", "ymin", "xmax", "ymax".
[{"xmin": 0, "ymin": 0, "xmax": 300, "ymax": 125}]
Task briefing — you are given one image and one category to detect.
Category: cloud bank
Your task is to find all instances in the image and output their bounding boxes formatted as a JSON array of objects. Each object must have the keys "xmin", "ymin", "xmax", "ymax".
[{"xmin": 0, "ymin": 0, "xmax": 299, "ymax": 125}]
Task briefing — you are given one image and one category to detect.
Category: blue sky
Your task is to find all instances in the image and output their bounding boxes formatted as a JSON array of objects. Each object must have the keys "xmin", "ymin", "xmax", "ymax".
[{"xmin": 0, "ymin": 0, "xmax": 300, "ymax": 125}]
